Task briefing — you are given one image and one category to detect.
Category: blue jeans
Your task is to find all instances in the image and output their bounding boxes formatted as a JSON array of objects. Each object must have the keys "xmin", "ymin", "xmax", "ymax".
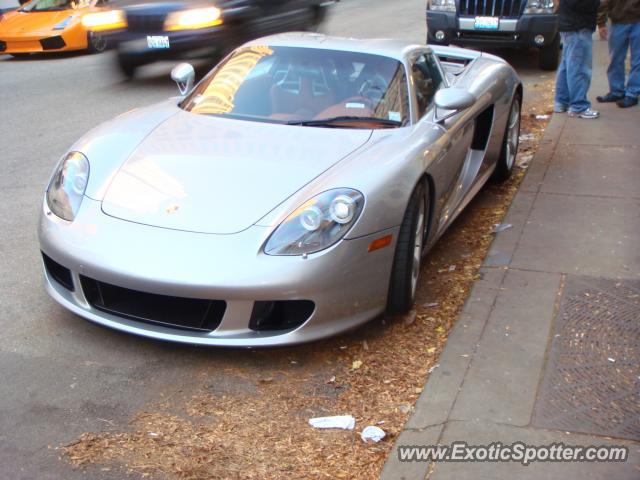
[
  {"xmin": 555, "ymin": 29, "xmax": 593, "ymax": 113},
  {"xmin": 607, "ymin": 22, "xmax": 640, "ymax": 99}
]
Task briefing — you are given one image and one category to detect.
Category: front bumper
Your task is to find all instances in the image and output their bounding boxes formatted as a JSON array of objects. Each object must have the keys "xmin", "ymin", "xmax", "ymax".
[
  {"xmin": 0, "ymin": 28, "xmax": 86, "ymax": 54},
  {"xmin": 39, "ymin": 197, "xmax": 398, "ymax": 347},
  {"xmin": 105, "ymin": 25, "xmax": 227, "ymax": 63},
  {"xmin": 427, "ymin": 12, "xmax": 559, "ymax": 49}
]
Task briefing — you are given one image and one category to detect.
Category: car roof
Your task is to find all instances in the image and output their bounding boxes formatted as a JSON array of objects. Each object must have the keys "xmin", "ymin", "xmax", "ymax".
[{"xmin": 242, "ymin": 32, "xmax": 427, "ymax": 62}]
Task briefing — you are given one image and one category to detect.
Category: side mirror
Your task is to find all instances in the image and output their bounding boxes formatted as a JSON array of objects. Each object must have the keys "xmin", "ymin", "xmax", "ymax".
[
  {"xmin": 434, "ymin": 88, "xmax": 476, "ymax": 123},
  {"xmin": 171, "ymin": 63, "xmax": 195, "ymax": 95}
]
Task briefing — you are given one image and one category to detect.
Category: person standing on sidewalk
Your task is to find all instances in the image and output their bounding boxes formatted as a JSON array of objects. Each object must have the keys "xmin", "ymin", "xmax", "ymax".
[
  {"xmin": 555, "ymin": 0, "xmax": 602, "ymax": 119},
  {"xmin": 596, "ymin": 0, "xmax": 640, "ymax": 108}
]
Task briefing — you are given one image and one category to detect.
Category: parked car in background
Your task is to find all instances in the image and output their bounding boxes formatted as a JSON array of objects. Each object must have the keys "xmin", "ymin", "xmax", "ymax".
[
  {"xmin": 0, "ymin": 0, "xmax": 21, "ymax": 17},
  {"xmin": 0, "ymin": 0, "xmax": 113, "ymax": 57},
  {"xmin": 426, "ymin": 0, "xmax": 560, "ymax": 70},
  {"xmin": 82, "ymin": 0, "xmax": 337, "ymax": 77}
]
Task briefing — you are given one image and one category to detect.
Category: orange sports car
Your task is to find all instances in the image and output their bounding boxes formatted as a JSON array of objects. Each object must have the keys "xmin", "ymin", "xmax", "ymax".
[{"xmin": 0, "ymin": 0, "xmax": 113, "ymax": 56}]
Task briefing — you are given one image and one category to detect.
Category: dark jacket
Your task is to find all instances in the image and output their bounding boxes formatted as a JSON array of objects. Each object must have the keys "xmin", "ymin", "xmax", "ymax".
[
  {"xmin": 597, "ymin": 0, "xmax": 640, "ymax": 25},
  {"xmin": 559, "ymin": 0, "xmax": 601, "ymax": 31}
]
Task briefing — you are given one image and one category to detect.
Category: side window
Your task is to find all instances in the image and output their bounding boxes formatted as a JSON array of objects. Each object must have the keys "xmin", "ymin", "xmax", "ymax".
[{"xmin": 411, "ymin": 54, "xmax": 444, "ymax": 118}]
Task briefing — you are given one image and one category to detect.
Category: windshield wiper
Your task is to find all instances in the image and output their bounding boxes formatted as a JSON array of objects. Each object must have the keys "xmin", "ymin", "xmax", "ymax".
[{"xmin": 287, "ymin": 116, "xmax": 403, "ymax": 128}]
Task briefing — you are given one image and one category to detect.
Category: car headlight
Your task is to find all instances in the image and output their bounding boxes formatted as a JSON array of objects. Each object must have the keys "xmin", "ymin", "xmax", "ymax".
[
  {"xmin": 524, "ymin": 0, "xmax": 556, "ymax": 14},
  {"xmin": 81, "ymin": 10, "xmax": 127, "ymax": 31},
  {"xmin": 46, "ymin": 152, "xmax": 89, "ymax": 222},
  {"xmin": 264, "ymin": 189, "xmax": 364, "ymax": 256},
  {"xmin": 164, "ymin": 7, "xmax": 222, "ymax": 31},
  {"xmin": 427, "ymin": 0, "xmax": 456, "ymax": 12}
]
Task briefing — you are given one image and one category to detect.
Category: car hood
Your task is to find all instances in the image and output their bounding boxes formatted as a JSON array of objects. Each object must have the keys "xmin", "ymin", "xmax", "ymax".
[
  {"xmin": 0, "ymin": 10, "xmax": 77, "ymax": 34},
  {"xmin": 101, "ymin": 111, "xmax": 373, "ymax": 234}
]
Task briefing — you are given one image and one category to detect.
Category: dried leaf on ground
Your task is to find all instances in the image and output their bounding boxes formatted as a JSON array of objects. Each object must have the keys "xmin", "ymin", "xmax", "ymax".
[{"xmin": 61, "ymin": 76, "xmax": 555, "ymax": 480}]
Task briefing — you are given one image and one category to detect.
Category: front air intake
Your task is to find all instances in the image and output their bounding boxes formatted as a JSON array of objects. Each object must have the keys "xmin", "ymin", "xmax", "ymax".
[
  {"xmin": 42, "ymin": 253, "xmax": 74, "ymax": 291},
  {"xmin": 249, "ymin": 300, "xmax": 315, "ymax": 331},
  {"xmin": 80, "ymin": 276, "xmax": 226, "ymax": 332},
  {"xmin": 40, "ymin": 36, "xmax": 66, "ymax": 50}
]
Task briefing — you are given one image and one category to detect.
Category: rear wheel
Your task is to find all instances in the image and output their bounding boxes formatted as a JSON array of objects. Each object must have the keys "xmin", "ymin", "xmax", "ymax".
[
  {"xmin": 492, "ymin": 93, "xmax": 521, "ymax": 183},
  {"xmin": 387, "ymin": 183, "xmax": 428, "ymax": 315},
  {"xmin": 539, "ymin": 34, "xmax": 561, "ymax": 71}
]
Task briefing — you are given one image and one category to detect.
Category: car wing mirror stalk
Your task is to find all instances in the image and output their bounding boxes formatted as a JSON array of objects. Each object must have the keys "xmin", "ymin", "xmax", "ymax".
[
  {"xmin": 434, "ymin": 88, "xmax": 476, "ymax": 124},
  {"xmin": 171, "ymin": 63, "xmax": 195, "ymax": 96}
]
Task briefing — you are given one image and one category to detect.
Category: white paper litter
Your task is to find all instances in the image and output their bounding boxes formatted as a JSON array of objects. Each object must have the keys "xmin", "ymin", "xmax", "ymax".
[
  {"xmin": 517, "ymin": 154, "xmax": 533, "ymax": 166},
  {"xmin": 519, "ymin": 133, "xmax": 535, "ymax": 142},
  {"xmin": 360, "ymin": 425, "xmax": 386, "ymax": 443},
  {"xmin": 536, "ymin": 114, "xmax": 551, "ymax": 120},
  {"xmin": 309, "ymin": 415, "xmax": 355, "ymax": 430},
  {"xmin": 493, "ymin": 223, "xmax": 513, "ymax": 233}
]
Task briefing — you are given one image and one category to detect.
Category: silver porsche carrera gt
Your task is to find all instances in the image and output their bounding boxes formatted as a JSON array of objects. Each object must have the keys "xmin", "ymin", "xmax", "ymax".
[{"xmin": 39, "ymin": 33, "xmax": 522, "ymax": 346}]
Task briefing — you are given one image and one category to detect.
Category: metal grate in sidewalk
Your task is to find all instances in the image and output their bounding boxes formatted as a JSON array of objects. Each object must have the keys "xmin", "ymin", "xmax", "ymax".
[{"xmin": 532, "ymin": 276, "xmax": 640, "ymax": 441}]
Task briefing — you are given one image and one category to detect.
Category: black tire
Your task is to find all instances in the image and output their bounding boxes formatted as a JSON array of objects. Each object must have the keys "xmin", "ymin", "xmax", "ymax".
[
  {"xmin": 117, "ymin": 54, "xmax": 139, "ymax": 79},
  {"xmin": 306, "ymin": 6, "xmax": 326, "ymax": 32},
  {"xmin": 387, "ymin": 183, "xmax": 428, "ymax": 315},
  {"xmin": 492, "ymin": 93, "xmax": 522, "ymax": 183},
  {"xmin": 539, "ymin": 34, "xmax": 561, "ymax": 71},
  {"xmin": 87, "ymin": 31, "xmax": 107, "ymax": 53}
]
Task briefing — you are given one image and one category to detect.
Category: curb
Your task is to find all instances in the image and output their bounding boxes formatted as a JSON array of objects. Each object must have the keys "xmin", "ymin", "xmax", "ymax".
[{"xmin": 380, "ymin": 112, "xmax": 567, "ymax": 480}]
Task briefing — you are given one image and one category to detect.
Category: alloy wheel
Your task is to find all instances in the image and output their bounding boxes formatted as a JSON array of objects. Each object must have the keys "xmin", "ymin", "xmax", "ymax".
[
  {"xmin": 410, "ymin": 198, "xmax": 426, "ymax": 298},
  {"xmin": 505, "ymin": 100, "xmax": 521, "ymax": 170}
]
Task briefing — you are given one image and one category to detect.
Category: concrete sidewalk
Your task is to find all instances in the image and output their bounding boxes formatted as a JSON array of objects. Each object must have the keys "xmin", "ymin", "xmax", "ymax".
[{"xmin": 382, "ymin": 40, "xmax": 640, "ymax": 479}]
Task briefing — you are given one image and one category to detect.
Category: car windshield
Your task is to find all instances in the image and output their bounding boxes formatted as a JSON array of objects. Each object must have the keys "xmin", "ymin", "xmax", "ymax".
[
  {"xmin": 181, "ymin": 46, "xmax": 410, "ymax": 128},
  {"xmin": 21, "ymin": 0, "xmax": 93, "ymax": 12}
]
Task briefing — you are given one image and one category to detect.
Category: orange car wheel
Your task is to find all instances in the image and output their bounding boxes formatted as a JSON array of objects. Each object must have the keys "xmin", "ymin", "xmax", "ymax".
[{"xmin": 87, "ymin": 31, "xmax": 107, "ymax": 53}]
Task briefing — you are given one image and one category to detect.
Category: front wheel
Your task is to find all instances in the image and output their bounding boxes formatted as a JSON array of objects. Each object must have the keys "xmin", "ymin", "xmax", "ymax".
[
  {"xmin": 492, "ymin": 93, "xmax": 522, "ymax": 183},
  {"xmin": 539, "ymin": 34, "xmax": 561, "ymax": 71},
  {"xmin": 387, "ymin": 183, "xmax": 428, "ymax": 315},
  {"xmin": 117, "ymin": 54, "xmax": 139, "ymax": 79},
  {"xmin": 87, "ymin": 32, "xmax": 107, "ymax": 53}
]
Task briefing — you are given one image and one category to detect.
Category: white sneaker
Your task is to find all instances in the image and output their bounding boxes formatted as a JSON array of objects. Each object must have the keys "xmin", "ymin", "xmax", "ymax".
[{"xmin": 568, "ymin": 109, "xmax": 600, "ymax": 119}]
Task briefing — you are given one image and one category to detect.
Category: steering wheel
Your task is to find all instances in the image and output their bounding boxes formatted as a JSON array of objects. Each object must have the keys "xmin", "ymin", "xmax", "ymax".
[{"xmin": 358, "ymin": 74, "xmax": 388, "ymax": 105}]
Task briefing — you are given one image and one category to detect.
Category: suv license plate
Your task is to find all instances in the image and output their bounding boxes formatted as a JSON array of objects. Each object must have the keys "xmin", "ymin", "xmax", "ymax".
[
  {"xmin": 474, "ymin": 16, "xmax": 499, "ymax": 30},
  {"xmin": 147, "ymin": 35, "xmax": 170, "ymax": 49}
]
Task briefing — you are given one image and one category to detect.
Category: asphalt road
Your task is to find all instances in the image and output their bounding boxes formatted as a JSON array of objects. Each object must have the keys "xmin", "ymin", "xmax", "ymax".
[{"xmin": 0, "ymin": 1, "xmax": 545, "ymax": 478}]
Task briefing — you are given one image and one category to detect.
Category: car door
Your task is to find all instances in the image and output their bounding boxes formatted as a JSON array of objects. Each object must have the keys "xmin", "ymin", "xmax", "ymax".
[{"xmin": 410, "ymin": 51, "xmax": 476, "ymax": 236}]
